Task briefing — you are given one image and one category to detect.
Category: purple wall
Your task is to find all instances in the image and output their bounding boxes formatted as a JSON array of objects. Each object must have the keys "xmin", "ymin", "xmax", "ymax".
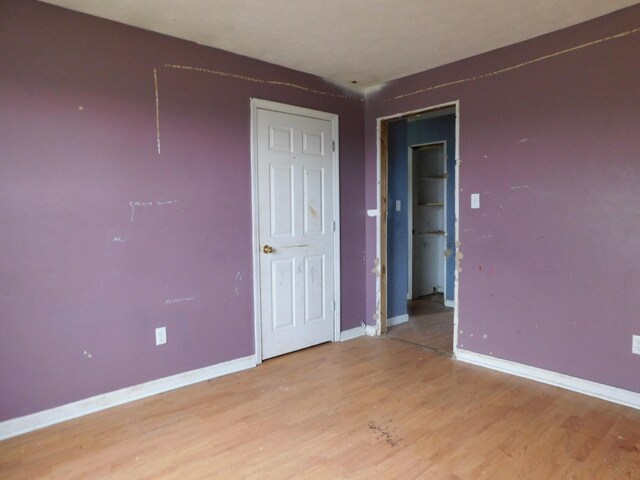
[
  {"xmin": 365, "ymin": 5, "xmax": 640, "ymax": 393},
  {"xmin": 2, "ymin": 0, "xmax": 639, "ymax": 424},
  {"xmin": 0, "ymin": 0, "xmax": 365, "ymax": 421}
]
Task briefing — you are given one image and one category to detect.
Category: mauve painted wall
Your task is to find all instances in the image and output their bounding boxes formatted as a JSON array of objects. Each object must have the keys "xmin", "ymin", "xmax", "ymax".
[
  {"xmin": 0, "ymin": 0, "xmax": 365, "ymax": 421},
  {"xmin": 365, "ymin": 5, "xmax": 640, "ymax": 392}
]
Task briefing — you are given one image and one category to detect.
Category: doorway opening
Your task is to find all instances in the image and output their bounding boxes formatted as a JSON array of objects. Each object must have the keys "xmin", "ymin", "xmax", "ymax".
[{"xmin": 376, "ymin": 102, "xmax": 459, "ymax": 355}]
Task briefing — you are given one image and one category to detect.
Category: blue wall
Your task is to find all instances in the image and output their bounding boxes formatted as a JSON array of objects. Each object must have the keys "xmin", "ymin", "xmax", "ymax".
[
  {"xmin": 387, "ymin": 114, "xmax": 456, "ymax": 318},
  {"xmin": 387, "ymin": 119, "xmax": 409, "ymax": 319}
]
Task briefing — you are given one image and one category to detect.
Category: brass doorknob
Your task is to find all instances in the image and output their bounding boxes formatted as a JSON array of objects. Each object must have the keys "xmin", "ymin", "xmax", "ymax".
[{"xmin": 262, "ymin": 245, "xmax": 274, "ymax": 254}]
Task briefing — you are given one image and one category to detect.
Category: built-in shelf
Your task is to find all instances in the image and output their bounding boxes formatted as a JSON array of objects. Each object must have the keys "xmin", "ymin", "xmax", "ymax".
[
  {"xmin": 416, "ymin": 230, "xmax": 446, "ymax": 237},
  {"xmin": 417, "ymin": 202, "xmax": 444, "ymax": 207}
]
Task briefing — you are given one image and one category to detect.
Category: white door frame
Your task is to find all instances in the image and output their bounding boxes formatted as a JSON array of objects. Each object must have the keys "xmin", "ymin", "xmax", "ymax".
[
  {"xmin": 407, "ymin": 140, "xmax": 448, "ymax": 301},
  {"xmin": 376, "ymin": 100, "xmax": 459, "ymax": 355},
  {"xmin": 250, "ymin": 98, "xmax": 341, "ymax": 364}
]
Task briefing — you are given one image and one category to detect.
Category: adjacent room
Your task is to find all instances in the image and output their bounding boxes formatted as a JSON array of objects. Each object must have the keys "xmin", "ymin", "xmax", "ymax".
[{"xmin": 1, "ymin": 1, "xmax": 639, "ymax": 478}]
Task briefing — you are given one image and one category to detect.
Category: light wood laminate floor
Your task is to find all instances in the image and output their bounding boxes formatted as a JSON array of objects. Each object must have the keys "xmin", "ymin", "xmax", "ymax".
[
  {"xmin": 1, "ymin": 337, "xmax": 639, "ymax": 479},
  {"xmin": 388, "ymin": 294, "xmax": 454, "ymax": 353}
]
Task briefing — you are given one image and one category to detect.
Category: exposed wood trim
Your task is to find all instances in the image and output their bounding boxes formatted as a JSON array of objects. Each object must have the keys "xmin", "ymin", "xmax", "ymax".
[{"xmin": 379, "ymin": 120, "xmax": 388, "ymax": 334}]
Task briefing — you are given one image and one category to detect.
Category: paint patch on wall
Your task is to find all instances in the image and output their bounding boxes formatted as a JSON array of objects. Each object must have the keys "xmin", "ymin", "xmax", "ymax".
[
  {"xmin": 129, "ymin": 200, "xmax": 179, "ymax": 222},
  {"xmin": 455, "ymin": 242, "xmax": 464, "ymax": 273},
  {"xmin": 165, "ymin": 297, "xmax": 195, "ymax": 305}
]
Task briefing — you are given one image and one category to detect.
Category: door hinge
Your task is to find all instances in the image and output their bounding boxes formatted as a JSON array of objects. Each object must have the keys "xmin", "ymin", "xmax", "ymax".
[
  {"xmin": 332, "ymin": 140, "xmax": 335, "ymax": 152},
  {"xmin": 332, "ymin": 221, "xmax": 336, "ymax": 232},
  {"xmin": 333, "ymin": 300, "xmax": 336, "ymax": 311}
]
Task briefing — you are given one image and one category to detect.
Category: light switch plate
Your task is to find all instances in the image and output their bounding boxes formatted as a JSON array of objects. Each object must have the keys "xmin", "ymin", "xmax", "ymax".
[
  {"xmin": 471, "ymin": 193, "xmax": 480, "ymax": 209},
  {"xmin": 633, "ymin": 335, "xmax": 640, "ymax": 355},
  {"xmin": 395, "ymin": 200, "xmax": 401, "ymax": 212}
]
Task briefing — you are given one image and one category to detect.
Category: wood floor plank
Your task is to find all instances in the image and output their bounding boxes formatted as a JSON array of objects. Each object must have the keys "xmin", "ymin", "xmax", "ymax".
[{"xmin": 1, "ymin": 337, "xmax": 639, "ymax": 479}]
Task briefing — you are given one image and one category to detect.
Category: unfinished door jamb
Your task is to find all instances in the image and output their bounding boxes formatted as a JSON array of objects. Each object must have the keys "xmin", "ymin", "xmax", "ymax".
[{"xmin": 376, "ymin": 101, "xmax": 460, "ymax": 355}]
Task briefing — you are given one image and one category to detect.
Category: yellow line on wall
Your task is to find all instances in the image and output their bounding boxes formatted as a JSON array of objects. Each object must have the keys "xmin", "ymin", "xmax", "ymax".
[{"xmin": 387, "ymin": 26, "xmax": 640, "ymax": 102}]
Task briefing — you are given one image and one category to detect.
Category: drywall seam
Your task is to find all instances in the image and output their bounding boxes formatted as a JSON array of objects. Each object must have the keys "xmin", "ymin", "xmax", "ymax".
[
  {"xmin": 163, "ymin": 64, "xmax": 361, "ymax": 101},
  {"xmin": 387, "ymin": 26, "xmax": 640, "ymax": 102},
  {"xmin": 153, "ymin": 68, "xmax": 161, "ymax": 154}
]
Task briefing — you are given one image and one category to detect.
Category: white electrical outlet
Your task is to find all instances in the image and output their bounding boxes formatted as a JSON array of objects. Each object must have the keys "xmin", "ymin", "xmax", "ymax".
[
  {"xmin": 471, "ymin": 193, "xmax": 480, "ymax": 209},
  {"xmin": 155, "ymin": 326, "xmax": 167, "ymax": 346},
  {"xmin": 632, "ymin": 335, "xmax": 640, "ymax": 355}
]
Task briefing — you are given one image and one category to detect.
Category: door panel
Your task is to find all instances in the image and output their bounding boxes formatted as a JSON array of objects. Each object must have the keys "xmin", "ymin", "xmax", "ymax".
[
  {"xmin": 303, "ymin": 167, "xmax": 325, "ymax": 235},
  {"xmin": 304, "ymin": 254, "xmax": 325, "ymax": 323},
  {"xmin": 270, "ymin": 165, "xmax": 295, "ymax": 237},
  {"xmin": 257, "ymin": 108, "xmax": 335, "ymax": 359},
  {"xmin": 271, "ymin": 258, "xmax": 296, "ymax": 330}
]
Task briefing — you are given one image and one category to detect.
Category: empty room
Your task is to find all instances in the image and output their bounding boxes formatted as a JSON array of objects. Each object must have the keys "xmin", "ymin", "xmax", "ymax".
[{"xmin": 1, "ymin": 0, "xmax": 639, "ymax": 478}]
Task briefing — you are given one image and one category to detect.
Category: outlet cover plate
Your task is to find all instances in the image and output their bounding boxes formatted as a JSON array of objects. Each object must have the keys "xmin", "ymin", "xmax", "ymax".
[
  {"xmin": 633, "ymin": 335, "xmax": 640, "ymax": 355},
  {"xmin": 155, "ymin": 326, "xmax": 167, "ymax": 346}
]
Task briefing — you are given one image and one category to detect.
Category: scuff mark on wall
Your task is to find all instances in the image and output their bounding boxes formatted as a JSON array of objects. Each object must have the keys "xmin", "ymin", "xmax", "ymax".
[
  {"xmin": 153, "ymin": 68, "xmax": 161, "ymax": 154},
  {"xmin": 163, "ymin": 64, "xmax": 361, "ymax": 101},
  {"xmin": 129, "ymin": 200, "xmax": 178, "ymax": 222},
  {"xmin": 129, "ymin": 201, "xmax": 152, "ymax": 222},
  {"xmin": 372, "ymin": 257, "xmax": 381, "ymax": 328},
  {"xmin": 510, "ymin": 185, "xmax": 530, "ymax": 190},
  {"xmin": 82, "ymin": 350, "xmax": 93, "ymax": 359},
  {"xmin": 165, "ymin": 297, "xmax": 195, "ymax": 305},
  {"xmin": 455, "ymin": 241, "xmax": 464, "ymax": 273},
  {"xmin": 371, "ymin": 257, "xmax": 381, "ymax": 278},
  {"xmin": 386, "ymin": 26, "xmax": 640, "ymax": 101}
]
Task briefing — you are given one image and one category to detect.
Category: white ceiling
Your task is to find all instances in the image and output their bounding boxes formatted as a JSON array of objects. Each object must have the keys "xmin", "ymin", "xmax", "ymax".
[{"xmin": 41, "ymin": 0, "xmax": 638, "ymax": 88}]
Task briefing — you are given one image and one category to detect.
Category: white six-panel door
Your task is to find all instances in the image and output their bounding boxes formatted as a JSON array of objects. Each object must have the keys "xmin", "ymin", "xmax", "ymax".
[{"xmin": 254, "ymin": 104, "xmax": 337, "ymax": 360}]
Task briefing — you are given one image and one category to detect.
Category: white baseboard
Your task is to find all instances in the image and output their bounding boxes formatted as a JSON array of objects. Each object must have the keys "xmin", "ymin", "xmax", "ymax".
[
  {"xmin": 444, "ymin": 299, "xmax": 454, "ymax": 308},
  {"xmin": 0, "ymin": 355, "xmax": 257, "ymax": 441},
  {"xmin": 340, "ymin": 326, "xmax": 366, "ymax": 341},
  {"xmin": 365, "ymin": 325, "xmax": 377, "ymax": 336},
  {"xmin": 387, "ymin": 314, "xmax": 409, "ymax": 327},
  {"xmin": 456, "ymin": 349, "xmax": 640, "ymax": 410}
]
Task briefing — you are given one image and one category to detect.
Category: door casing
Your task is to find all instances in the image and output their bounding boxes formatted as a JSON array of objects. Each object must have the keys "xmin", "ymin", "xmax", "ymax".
[{"xmin": 250, "ymin": 98, "xmax": 341, "ymax": 363}]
